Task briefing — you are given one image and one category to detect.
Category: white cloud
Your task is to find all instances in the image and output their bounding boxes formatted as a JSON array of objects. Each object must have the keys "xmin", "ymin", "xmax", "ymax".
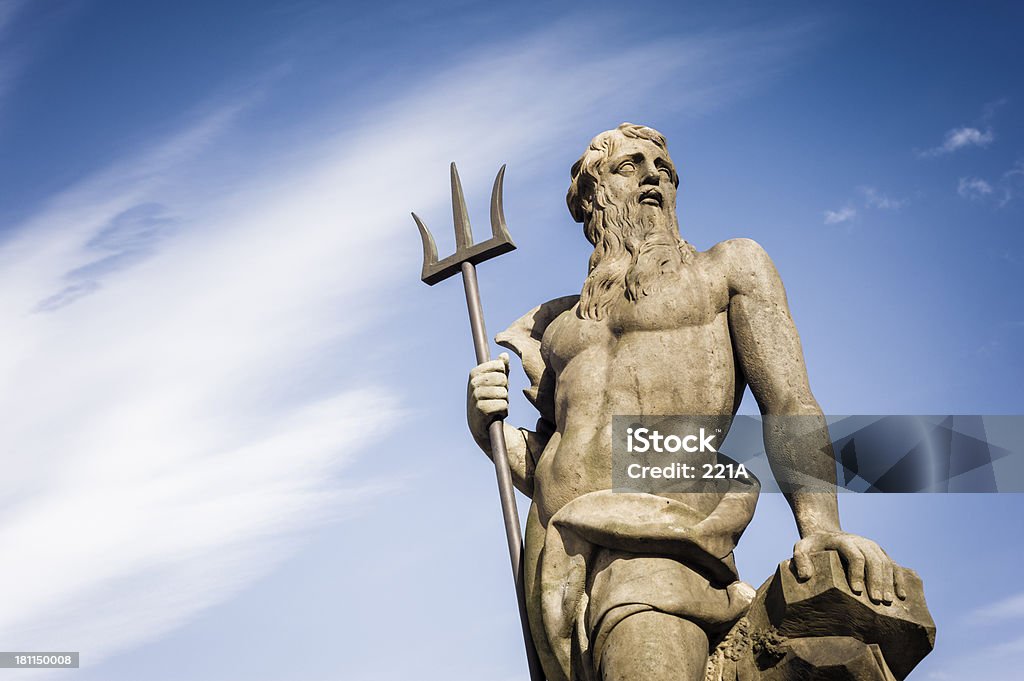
[
  {"xmin": 987, "ymin": 635, "xmax": 1024, "ymax": 657},
  {"xmin": 981, "ymin": 98, "xmax": 1008, "ymax": 123},
  {"xmin": 0, "ymin": 97, "xmax": 413, "ymax": 667},
  {"xmin": 969, "ymin": 592, "xmax": 1024, "ymax": 624},
  {"xmin": 824, "ymin": 205, "xmax": 857, "ymax": 224},
  {"xmin": 825, "ymin": 186, "xmax": 905, "ymax": 227},
  {"xmin": 958, "ymin": 176, "xmax": 994, "ymax": 200},
  {"xmin": 0, "ymin": 17, "xmax": 808, "ymax": 674},
  {"xmin": 998, "ymin": 159, "xmax": 1024, "ymax": 207},
  {"xmin": 921, "ymin": 629, "xmax": 1024, "ymax": 681},
  {"xmin": 919, "ymin": 126, "xmax": 995, "ymax": 157},
  {"xmin": 945, "ymin": 126, "xmax": 995, "ymax": 151},
  {"xmin": 860, "ymin": 186, "xmax": 906, "ymax": 210},
  {"xmin": 955, "ymin": 159, "xmax": 1024, "ymax": 206},
  {"xmin": 927, "ymin": 593, "xmax": 1024, "ymax": 679}
]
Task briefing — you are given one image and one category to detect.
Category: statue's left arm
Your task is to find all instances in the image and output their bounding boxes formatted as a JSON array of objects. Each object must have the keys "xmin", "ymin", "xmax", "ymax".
[{"xmin": 719, "ymin": 238, "xmax": 907, "ymax": 605}]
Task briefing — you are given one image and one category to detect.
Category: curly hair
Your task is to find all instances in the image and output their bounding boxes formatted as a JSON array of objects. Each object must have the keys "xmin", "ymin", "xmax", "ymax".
[{"xmin": 566, "ymin": 123, "xmax": 679, "ymax": 226}]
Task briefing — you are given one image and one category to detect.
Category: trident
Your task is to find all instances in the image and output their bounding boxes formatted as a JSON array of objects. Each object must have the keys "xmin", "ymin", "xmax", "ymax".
[{"xmin": 413, "ymin": 164, "xmax": 545, "ymax": 681}]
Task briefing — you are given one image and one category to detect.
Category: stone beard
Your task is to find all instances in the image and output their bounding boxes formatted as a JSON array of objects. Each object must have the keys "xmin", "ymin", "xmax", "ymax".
[{"xmin": 579, "ymin": 180, "xmax": 697, "ymax": 321}]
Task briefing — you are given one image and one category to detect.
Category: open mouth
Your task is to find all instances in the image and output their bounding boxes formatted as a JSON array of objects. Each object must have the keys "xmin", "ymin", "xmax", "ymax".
[{"xmin": 639, "ymin": 189, "xmax": 662, "ymax": 207}]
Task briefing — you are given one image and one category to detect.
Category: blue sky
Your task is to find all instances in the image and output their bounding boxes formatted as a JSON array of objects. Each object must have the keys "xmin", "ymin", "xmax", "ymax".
[{"xmin": 0, "ymin": 1, "xmax": 1021, "ymax": 679}]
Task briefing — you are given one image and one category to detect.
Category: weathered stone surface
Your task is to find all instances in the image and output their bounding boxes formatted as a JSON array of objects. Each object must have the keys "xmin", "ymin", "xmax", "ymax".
[
  {"xmin": 708, "ymin": 551, "xmax": 935, "ymax": 681},
  {"xmin": 755, "ymin": 551, "xmax": 935, "ymax": 679},
  {"xmin": 459, "ymin": 123, "xmax": 935, "ymax": 681},
  {"xmin": 755, "ymin": 637, "xmax": 897, "ymax": 681}
]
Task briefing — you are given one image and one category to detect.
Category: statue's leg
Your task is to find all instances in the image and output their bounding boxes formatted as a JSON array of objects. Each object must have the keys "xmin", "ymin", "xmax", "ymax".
[{"xmin": 599, "ymin": 611, "xmax": 708, "ymax": 681}]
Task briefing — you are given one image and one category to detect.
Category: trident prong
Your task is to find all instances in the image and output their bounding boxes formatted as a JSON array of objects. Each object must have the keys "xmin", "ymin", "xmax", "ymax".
[{"xmin": 412, "ymin": 163, "xmax": 516, "ymax": 286}]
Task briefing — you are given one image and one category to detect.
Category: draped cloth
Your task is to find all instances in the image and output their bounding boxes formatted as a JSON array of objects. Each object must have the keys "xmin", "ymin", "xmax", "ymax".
[{"xmin": 535, "ymin": 485, "xmax": 759, "ymax": 681}]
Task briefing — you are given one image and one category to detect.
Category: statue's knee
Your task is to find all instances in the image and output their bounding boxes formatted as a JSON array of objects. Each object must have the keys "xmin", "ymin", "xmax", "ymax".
[{"xmin": 599, "ymin": 610, "xmax": 708, "ymax": 681}]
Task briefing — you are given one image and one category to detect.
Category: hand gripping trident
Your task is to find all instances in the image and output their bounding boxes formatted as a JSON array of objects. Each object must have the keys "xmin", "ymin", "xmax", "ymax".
[{"xmin": 413, "ymin": 164, "xmax": 545, "ymax": 681}]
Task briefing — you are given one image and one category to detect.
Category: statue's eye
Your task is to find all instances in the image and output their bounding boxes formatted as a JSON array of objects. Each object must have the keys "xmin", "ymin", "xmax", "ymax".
[
  {"xmin": 658, "ymin": 167, "xmax": 671, "ymax": 178},
  {"xmin": 617, "ymin": 161, "xmax": 636, "ymax": 174}
]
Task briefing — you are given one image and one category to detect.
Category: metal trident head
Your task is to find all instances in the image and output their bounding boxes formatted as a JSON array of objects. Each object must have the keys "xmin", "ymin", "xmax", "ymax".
[{"xmin": 412, "ymin": 163, "xmax": 516, "ymax": 286}]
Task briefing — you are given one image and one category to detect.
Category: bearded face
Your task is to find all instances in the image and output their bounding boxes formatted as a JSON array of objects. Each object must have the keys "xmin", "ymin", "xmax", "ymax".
[{"xmin": 577, "ymin": 136, "xmax": 695, "ymax": 321}]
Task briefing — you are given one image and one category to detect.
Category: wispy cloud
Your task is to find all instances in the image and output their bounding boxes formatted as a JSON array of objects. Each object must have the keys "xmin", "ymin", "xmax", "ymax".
[
  {"xmin": 981, "ymin": 97, "xmax": 1008, "ymax": 123},
  {"xmin": 955, "ymin": 160, "xmax": 1024, "ymax": 206},
  {"xmin": 987, "ymin": 635, "xmax": 1024, "ymax": 657},
  {"xmin": 0, "ymin": 94, "xmax": 412, "ymax": 668},
  {"xmin": 999, "ymin": 159, "xmax": 1024, "ymax": 206},
  {"xmin": 860, "ymin": 185, "xmax": 907, "ymax": 210},
  {"xmin": 825, "ymin": 185, "xmax": 908, "ymax": 226},
  {"xmin": 0, "ymin": 16, "xmax": 809, "ymax": 673},
  {"xmin": 932, "ymin": 592, "xmax": 1024, "ymax": 678},
  {"xmin": 918, "ymin": 126, "xmax": 995, "ymax": 157},
  {"xmin": 824, "ymin": 204, "xmax": 857, "ymax": 225},
  {"xmin": 959, "ymin": 176, "xmax": 995, "ymax": 200},
  {"xmin": 924, "ymin": 595, "xmax": 1024, "ymax": 681},
  {"xmin": 969, "ymin": 592, "xmax": 1024, "ymax": 624},
  {"xmin": 34, "ymin": 202, "xmax": 177, "ymax": 312}
]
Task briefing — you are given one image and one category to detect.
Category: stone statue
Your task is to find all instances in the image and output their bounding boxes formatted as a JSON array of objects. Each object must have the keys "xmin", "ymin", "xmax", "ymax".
[{"xmin": 466, "ymin": 124, "xmax": 934, "ymax": 681}]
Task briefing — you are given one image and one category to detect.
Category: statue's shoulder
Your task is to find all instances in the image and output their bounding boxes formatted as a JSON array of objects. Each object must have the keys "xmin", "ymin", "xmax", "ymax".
[
  {"xmin": 703, "ymin": 238, "xmax": 780, "ymax": 293},
  {"xmin": 495, "ymin": 295, "xmax": 578, "ymax": 411},
  {"xmin": 705, "ymin": 237, "xmax": 771, "ymax": 262}
]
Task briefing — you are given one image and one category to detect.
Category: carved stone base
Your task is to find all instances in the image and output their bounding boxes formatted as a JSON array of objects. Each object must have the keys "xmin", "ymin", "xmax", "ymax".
[
  {"xmin": 706, "ymin": 551, "xmax": 935, "ymax": 681},
  {"xmin": 755, "ymin": 637, "xmax": 897, "ymax": 681}
]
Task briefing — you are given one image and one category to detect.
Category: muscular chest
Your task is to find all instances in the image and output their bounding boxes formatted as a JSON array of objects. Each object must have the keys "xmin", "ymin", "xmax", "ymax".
[{"xmin": 542, "ymin": 266, "xmax": 727, "ymax": 371}]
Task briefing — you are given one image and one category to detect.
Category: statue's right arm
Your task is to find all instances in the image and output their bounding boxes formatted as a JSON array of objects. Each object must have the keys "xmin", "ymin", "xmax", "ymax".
[
  {"xmin": 467, "ymin": 353, "xmax": 545, "ymax": 497},
  {"xmin": 469, "ymin": 294, "xmax": 577, "ymax": 497}
]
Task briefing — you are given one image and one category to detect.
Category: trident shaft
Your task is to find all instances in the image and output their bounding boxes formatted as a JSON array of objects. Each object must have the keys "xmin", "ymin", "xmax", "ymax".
[{"xmin": 413, "ymin": 164, "xmax": 544, "ymax": 681}]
